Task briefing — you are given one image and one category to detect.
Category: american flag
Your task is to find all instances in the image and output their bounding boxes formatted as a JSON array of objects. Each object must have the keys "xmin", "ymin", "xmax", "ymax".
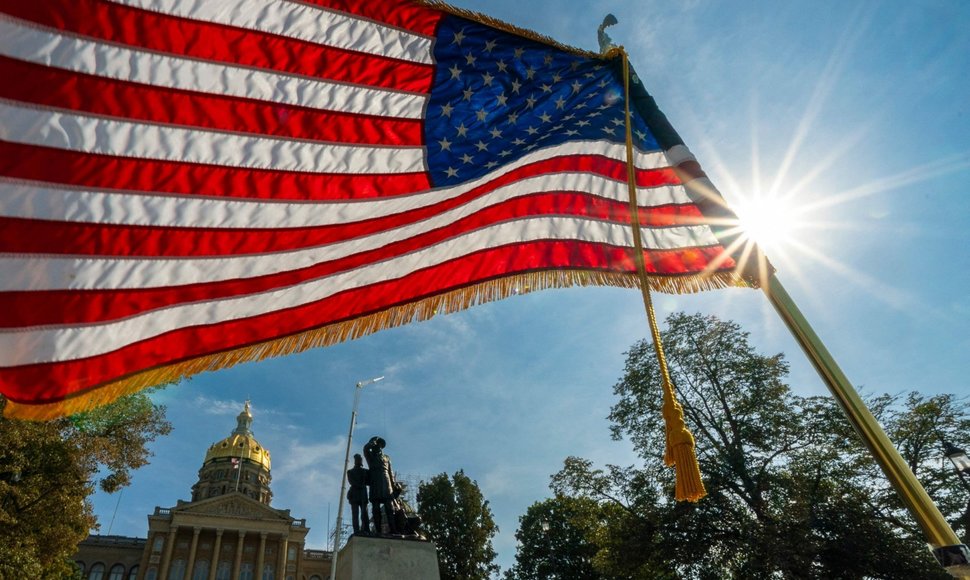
[{"xmin": 0, "ymin": 0, "xmax": 749, "ymax": 418}]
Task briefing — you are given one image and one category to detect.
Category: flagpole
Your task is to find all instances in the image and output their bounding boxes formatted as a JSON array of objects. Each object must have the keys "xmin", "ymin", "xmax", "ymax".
[
  {"xmin": 234, "ymin": 451, "xmax": 242, "ymax": 492},
  {"xmin": 764, "ymin": 272, "xmax": 969, "ymax": 574},
  {"xmin": 330, "ymin": 376, "xmax": 384, "ymax": 580}
]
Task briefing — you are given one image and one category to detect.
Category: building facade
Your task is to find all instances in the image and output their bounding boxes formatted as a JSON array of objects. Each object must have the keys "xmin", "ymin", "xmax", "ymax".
[{"xmin": 75, "ymin": 403, "xmax": 332, "ymax": 580}]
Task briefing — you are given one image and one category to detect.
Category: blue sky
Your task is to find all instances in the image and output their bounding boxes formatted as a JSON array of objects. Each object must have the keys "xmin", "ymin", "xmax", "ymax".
[{"xmin": 88, "ymin": 0, "xmax": 970, "ymax": 573}]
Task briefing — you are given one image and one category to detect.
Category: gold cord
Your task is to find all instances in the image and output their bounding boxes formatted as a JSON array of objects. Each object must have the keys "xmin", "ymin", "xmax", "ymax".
[{"xmin": 620, "ymin": 49, "xmax": 705, "ymax": 502}]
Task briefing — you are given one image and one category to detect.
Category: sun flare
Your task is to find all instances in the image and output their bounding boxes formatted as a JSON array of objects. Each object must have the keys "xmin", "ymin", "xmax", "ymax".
[{"xmin": 733, "ymin": 194, "xmax": 799, "ymax": 258}]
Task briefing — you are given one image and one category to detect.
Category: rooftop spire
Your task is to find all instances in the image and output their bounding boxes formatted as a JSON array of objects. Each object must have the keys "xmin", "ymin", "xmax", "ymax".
[{"xmin": 232, "ymin": 400, "xmax": 254, "ymax": 436}]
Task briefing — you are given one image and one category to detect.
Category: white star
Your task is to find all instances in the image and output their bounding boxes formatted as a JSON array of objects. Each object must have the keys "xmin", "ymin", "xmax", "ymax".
[
  {"xmin": 570, "ymin": 60, "xmax": 582, "ymax": 71},
  {"xmin": 539, "ymin": 112, "xmax": 552, "ymax": 123},
  {"xmin": 461, "ymin": 153, "xmax": 474, "ymax": 164},
  {"xmin": 635, "ymin": 129, "xmax": 647, "ymax": 141},
  {"xmin": 513, "ymin": 47, "xmax": 525, "ymax": 59},
  {"xmin": 489, "ymin": 127, "xmax": 502, "ymax": 139},
  {"xmin": 484, "ymin": 39, "xmax": 497, "ymax": 53},
  {"xmin": 456, "ymin": 123, "xmax": 468, "ymax": 137},
  {"xmin": 440, "ymin": 103, "xmax": 454, "ymax": 117},
  {"xmin": 563, "ymin": 114, "xmax": 575, "ymax": 121},
  {"xmin": 543, "ymin": 54, "xmax": 553, "ymax": 65},
  {"xmin": 551, "ymin": 73, "xmax": 562, "ymax": 83},
  {"xmin": 601, "ymin": 126, "xmax": 616, "ymax": 136},
  {"xmin": 526, "ymin": 126, "xmax": 539, "ymax": 135},
  {"xmin": 584, "ymin": 72, "xmax": 595, "ymax": 78},
  {"xmin": 540, "ymin": 83, "xmax": 553, "ymax": 93},
  {"xmin": 507, "ymin": 112, "xmax": 518, "ymax": 125},
  {"xmin": 571, "ymin": 80, "xmax": 583, "ymax": 94},
  {"xmin": 555, "ymin": 96, "xmax": 566, "ymax": 109},
  {"xmin": 525, "ymin": 95, "xmax": 537, "ymax": 109},
  {"xmin": 577, "ymin": 119, "xmax": 590, "ymax": 127},
  {"xmin": 526, "ymin": 143, "xmax": 539, "ymax": 150},
  {"xmin": 512, "ymin": 137, "xmax": 526, "ymax": 146},
  {"xmin": 463, "ymin": 87, "xmax": 474, "ymax": 101},
  {"xmin": 551, "ymin": 124, "xmax": 564, "ymax": 131},
  {"xmin": 499, "ymin": 149, "xmax": 512, "ymax": 157},
  {"xmin": 482, "ymin": 72, "xmax": 494, "ymax": 86},
  {"xmin": 465, "ymin": 53, "xmax": 477, "ymax": 66},
  {"xmin": 587, "ymin": 111, "xmax": 601, "ymax": 118},
  {"xmin": 597, "ymin": 79, "xmax": 609, "ymax": 88},
  {"xmin": 496, "ymin": 60, "xmax": 508, "ymax": 73},
  {"xmin": 475, "ymin": 140, "xmax": 489, "ymax": 151},
  {"xmin": 496, "ymin": 92, "xmax": 508, "ymax": 106},
  {"xmin": 611, "ymin": 118, "xmax": 624, "ymax": 126},
  {"xmin": 485, "ymin": 160, "xmax": 499, "ymax": 168},
  {"xmin": 476, "ymin": 108, "xmax": 488, "ymax": 121},
  {"xmin": 452, "ymin": 29, "xmax": 465, "ymax": 45},
  {"xmin": 525, "ymin": 67, "xmax": 536, "ymax": 80},
  {"xmin": 449, "ymin": 64, "xmax": 462, "ymax": 80},
  {"xmin": 510, "ymin": 79, "xmax": 522, "ymax": 94},
  {"xmin": 445, "ymin": 167, "xmax": 459, "ymax": 177},
  {"xmin": 598, "ymin": 103, "xmax": 612, "ymax": 110},
  {"xmin": 438, "ymin": 137, "xmax": 452, "ymax": 151},
  {"xmin": 565, "ymin": 129, "xmax": 579, "ymax": 136}
]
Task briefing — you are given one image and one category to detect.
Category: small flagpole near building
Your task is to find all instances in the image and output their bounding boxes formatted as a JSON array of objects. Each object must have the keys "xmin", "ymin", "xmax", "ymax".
[
  {"xmin": 233, "ymin": 455, "xmax": 241, "ymax": 492},
  {"xmin": 330, "ymin": 376, "xmax": 384, "ymax": 580}
]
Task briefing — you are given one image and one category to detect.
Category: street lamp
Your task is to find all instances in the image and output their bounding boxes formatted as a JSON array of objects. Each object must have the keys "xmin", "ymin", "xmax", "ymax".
[
  {"xmin": 330, "ymin": 376, "xmax": 384, "ymax": 580},
  {"xmin": 943, "ymin": 440, "xmax": 970, "ymax": 492}
]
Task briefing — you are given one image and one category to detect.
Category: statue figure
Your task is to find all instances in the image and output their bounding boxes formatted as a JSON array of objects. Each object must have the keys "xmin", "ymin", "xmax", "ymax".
[
  {"xmin": 363, "ymin": 436, "xmax": 398, "ymax": 535},
  {"xmin": 390, "ymin": 481, "xmax": 426, "ymax": 540},
  {"xmin": 346, "ymin": 453, "xmax": 370, "ymax": 535}
]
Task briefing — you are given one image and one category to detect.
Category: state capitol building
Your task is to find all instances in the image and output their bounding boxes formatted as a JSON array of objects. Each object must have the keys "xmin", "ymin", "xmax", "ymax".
[{"xmin": 74, "ymin": 403, "xmax": 333, "ymax": 580}]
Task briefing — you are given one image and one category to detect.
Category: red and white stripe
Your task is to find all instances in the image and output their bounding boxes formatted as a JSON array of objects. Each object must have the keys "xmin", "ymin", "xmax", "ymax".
[{"xmin": 0, "ymin": 0, "xmax": 729, "ymax": 410}]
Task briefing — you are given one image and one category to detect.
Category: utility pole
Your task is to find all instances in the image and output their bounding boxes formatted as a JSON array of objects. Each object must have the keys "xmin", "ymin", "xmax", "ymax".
[{"xmin": 330, "ymin": 376, "xmax": 383, "ymax": 580}]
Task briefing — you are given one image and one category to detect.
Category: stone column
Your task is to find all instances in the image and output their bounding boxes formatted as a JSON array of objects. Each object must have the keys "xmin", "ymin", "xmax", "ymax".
[
  {"xmin": 276, "ymin": 535, "xmax": 288, "ymax": 579},
  {"xmin": 136, "ymin": 532, "xmax": 157, "ymax": 580},
  {"xmin": 255, "ymin": 532, "xmax": 267, "ymax": 580},
  {"xmin": 207, "ymin": 529, "xmax": 224, "ymax": 580},
  {"xmin": 186, "ymin": 527, "xmax": 202, "ymax": 579},
  {"xmin": 295, "ymin": 541, "xmax": 304, "ymax": 578},
  {"xmin": 232, "ymin": 531, "xmax": 246, "ymax": 580},
  {"xmin": 159, "ymin": 526, "xmax": 179, "ymax": 580}
]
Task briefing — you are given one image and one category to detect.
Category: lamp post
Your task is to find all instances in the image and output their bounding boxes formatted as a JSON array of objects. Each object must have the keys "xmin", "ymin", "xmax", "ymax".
[
  {"xmin": 943, "ymin": 441, "xmax": 970, "ymax": 493},
  {"xmin": 330, "ymin": 376, "xmax": 383, "ymax": 580}
]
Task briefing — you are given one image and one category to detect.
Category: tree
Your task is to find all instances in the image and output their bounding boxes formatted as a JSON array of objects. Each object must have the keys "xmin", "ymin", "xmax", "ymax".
[
  {"xmin": 417, "ymin": 470, "xmax": 499, "ymax": 580},
  {"xmin": 551, "ymin": 312, "xmax": 964, "ymax": 579},
  {"xmin": 504, "ymin": 495, "xmax": 606, "ymax": 580},
  {"xmin": 0, "ymin": 391, "xmax": 171, "ymax": 578}
]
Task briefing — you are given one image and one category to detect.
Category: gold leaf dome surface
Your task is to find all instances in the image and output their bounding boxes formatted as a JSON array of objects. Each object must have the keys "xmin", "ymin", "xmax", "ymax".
[{"xmin": 202, "ymin": 401, "xmax": 271, "ymax": 471}]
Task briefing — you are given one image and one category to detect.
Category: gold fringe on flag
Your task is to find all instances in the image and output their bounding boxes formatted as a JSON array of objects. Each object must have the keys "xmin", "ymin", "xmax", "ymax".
[
  {"xmin": 4, "ymin": 267, "xmax": 744, "ymax": 421},
  {"xmin": 619, "ymin": 48, "xmax": 706, "ymax": 502}
]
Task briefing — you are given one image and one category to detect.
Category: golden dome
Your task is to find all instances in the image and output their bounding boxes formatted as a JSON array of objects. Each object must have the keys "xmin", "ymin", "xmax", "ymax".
[{"xmin": 202, "ymin": 401, "xmax": 272, "ymax": 471}]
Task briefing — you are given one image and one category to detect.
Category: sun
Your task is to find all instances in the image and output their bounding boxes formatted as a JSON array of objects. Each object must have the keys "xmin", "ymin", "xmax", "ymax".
[{"xmin": 732, "ymin": 193, "xmax": 800, "ymax": 258}]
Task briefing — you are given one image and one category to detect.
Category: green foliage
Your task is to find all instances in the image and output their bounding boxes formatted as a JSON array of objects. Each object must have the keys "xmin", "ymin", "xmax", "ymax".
[
  {"xmin": 503, "ymin": 495, "xmax": 605, "ymax": 580},
  {"xmin": 418, "ymin": 470, "xmax": 499, "ymax": 580},
  {"xmin": 548, "ymin": 312, "xmax": 966, "ymax": 580},
  {"xmin": 0, "ymin": 391, "xmax": 171, "ymax": 578}
]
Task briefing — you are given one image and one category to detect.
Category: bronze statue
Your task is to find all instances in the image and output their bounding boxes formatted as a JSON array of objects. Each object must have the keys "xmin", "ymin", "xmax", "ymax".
[
  {"xmin": 346, "ymin": 453, "xmax": 370, "ymax": 535},
  {"xmin": 363, "ymin": 436, "xmax": 398, "ymax": 535}
]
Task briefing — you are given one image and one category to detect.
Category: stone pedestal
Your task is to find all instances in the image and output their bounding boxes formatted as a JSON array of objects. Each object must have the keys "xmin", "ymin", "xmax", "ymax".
[{"xmin": 334, "ymin": 535, "xmax": 440, "ymax": 580}]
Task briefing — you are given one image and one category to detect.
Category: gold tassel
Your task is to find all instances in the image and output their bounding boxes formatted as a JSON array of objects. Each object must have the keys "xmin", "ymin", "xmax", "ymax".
[
  {"xmin": 618, "ymin": 48, "xmax": 706, "ymax": 501},
  {"xmin": 662, "ymin": 379, "xmax": 705, "ymax": 501}
]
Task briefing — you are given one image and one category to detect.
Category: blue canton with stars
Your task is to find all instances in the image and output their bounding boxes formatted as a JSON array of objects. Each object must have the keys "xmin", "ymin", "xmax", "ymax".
[{"xmin": 425, "ymin": 16, "xmax": 660, "ymax": 187}]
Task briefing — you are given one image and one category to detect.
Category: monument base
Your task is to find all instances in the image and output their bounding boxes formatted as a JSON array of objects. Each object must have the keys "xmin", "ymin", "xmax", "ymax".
[{"xmin": 334, "ymin": 535, "xmax": 440, "ymax": 580}]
